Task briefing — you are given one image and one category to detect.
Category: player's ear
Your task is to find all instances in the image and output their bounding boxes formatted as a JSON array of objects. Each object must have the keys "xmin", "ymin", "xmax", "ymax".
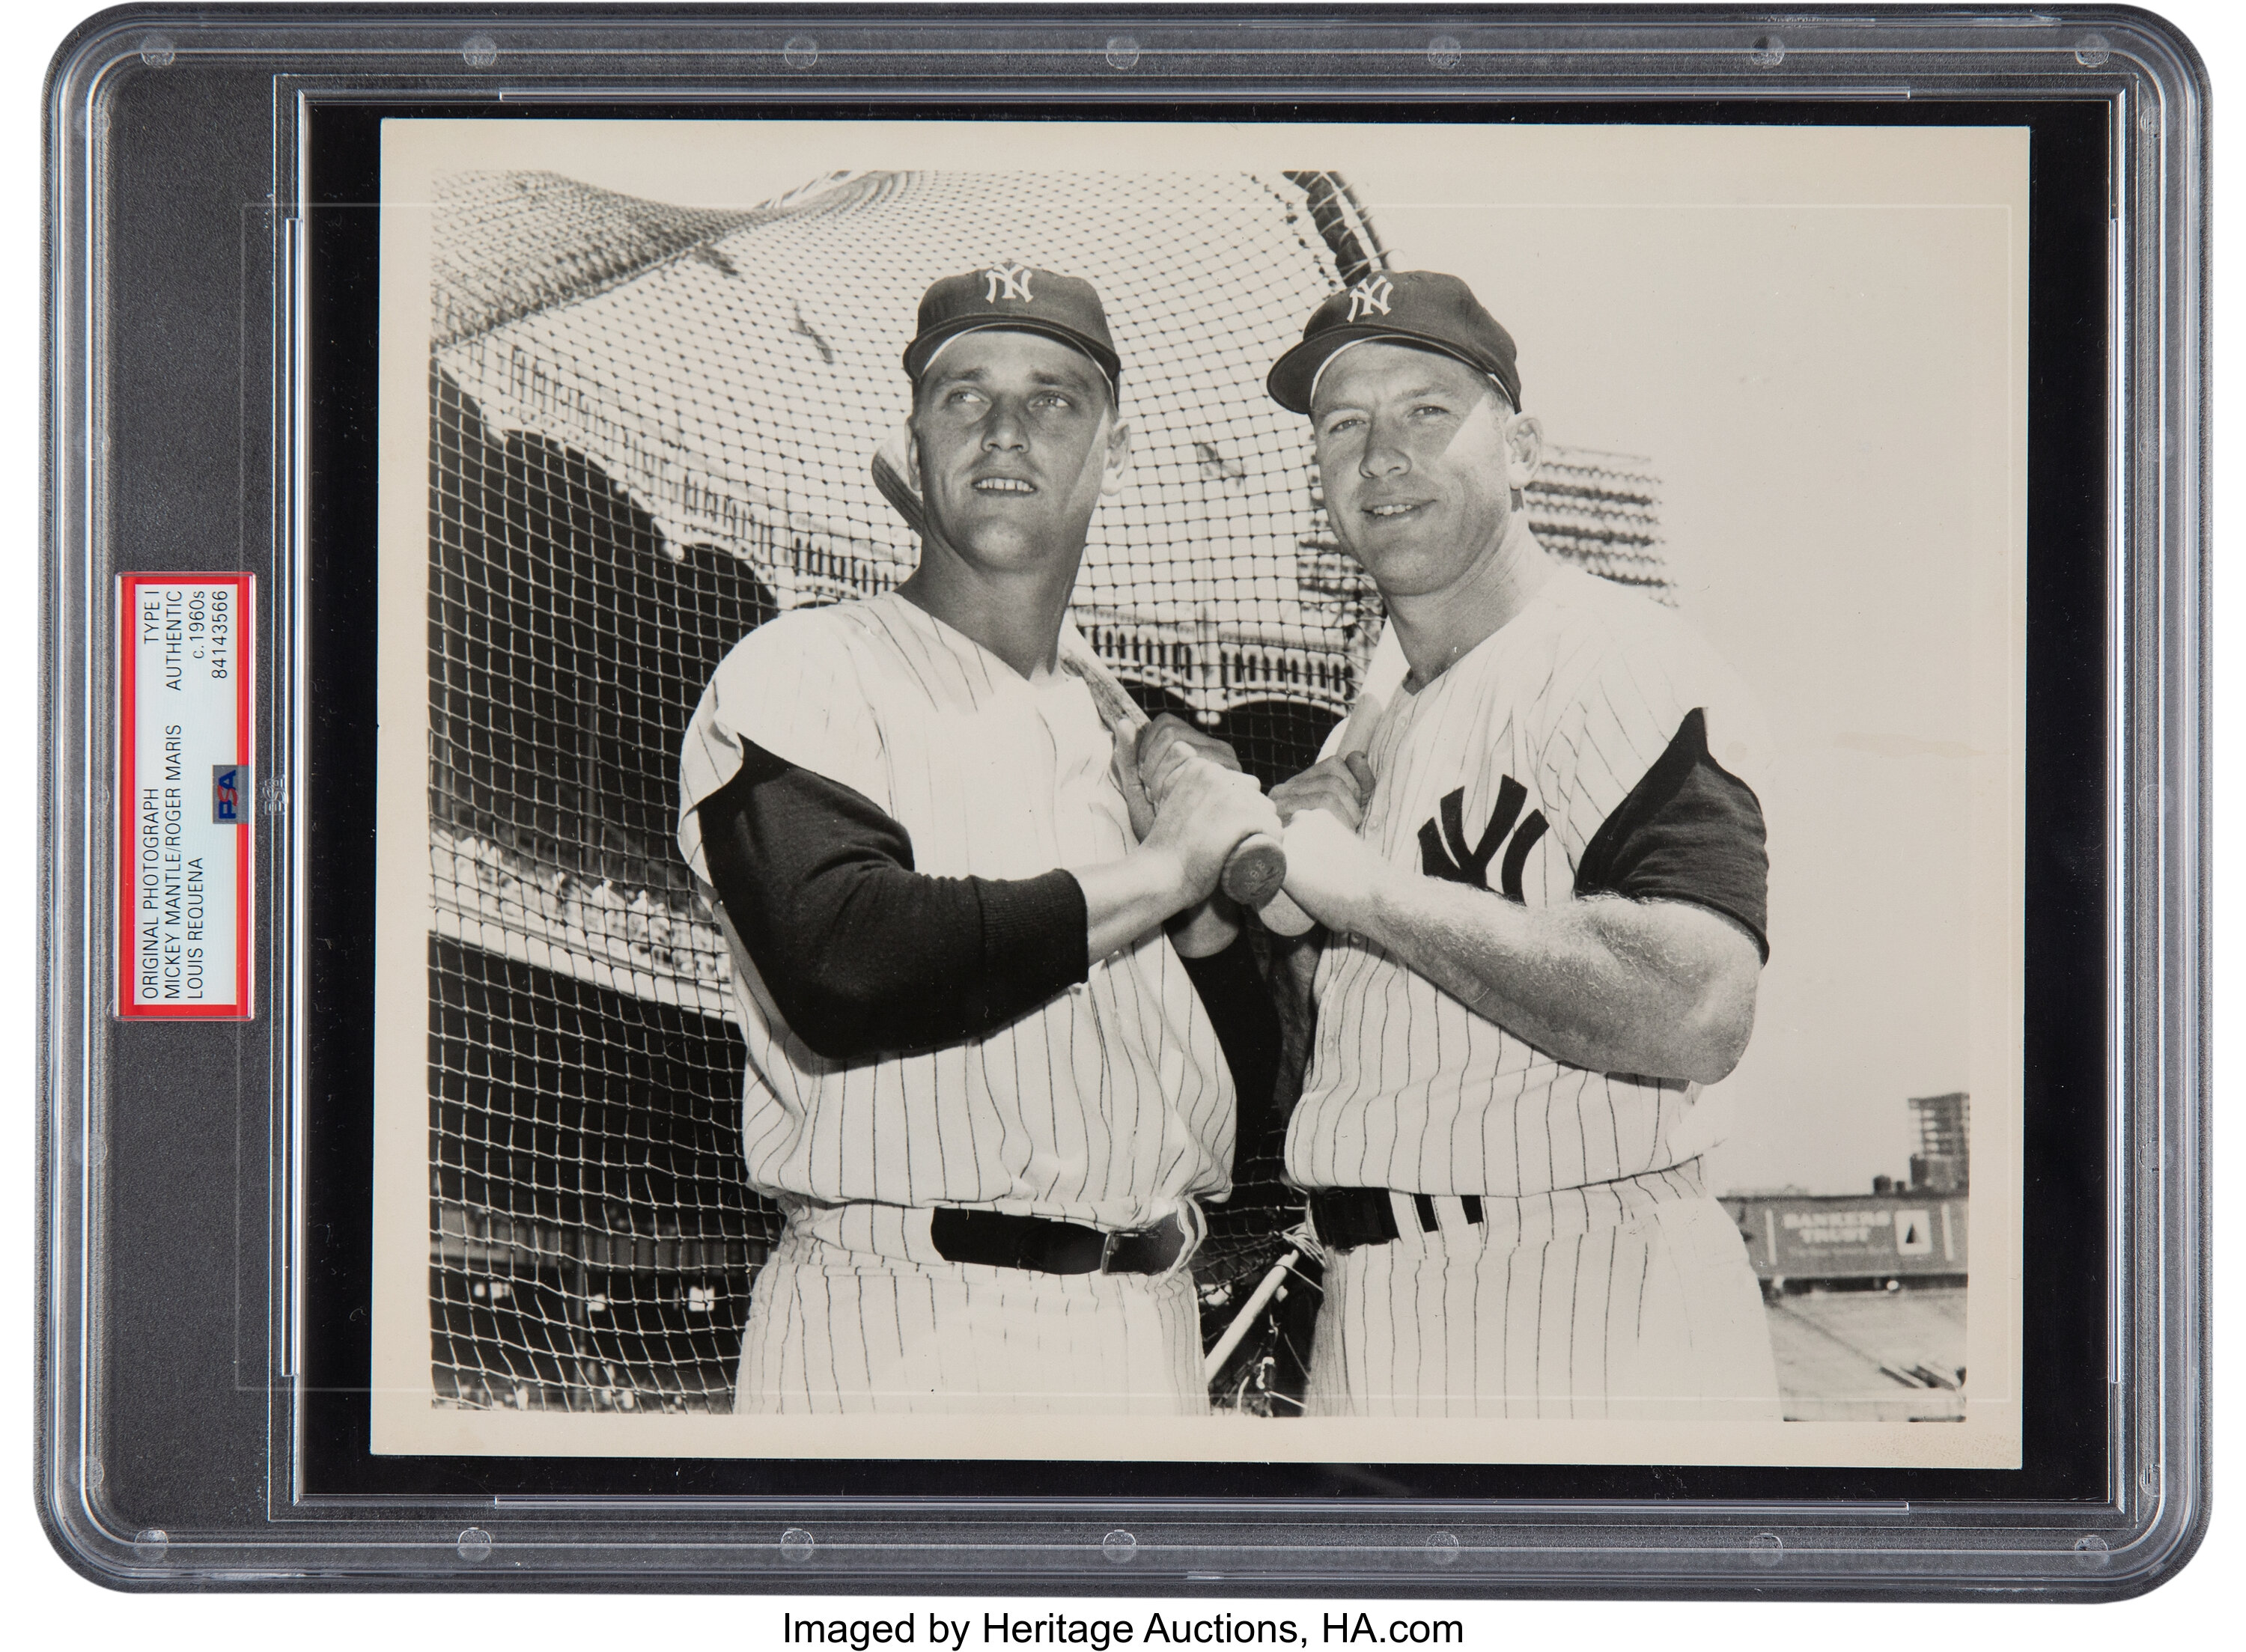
[
  {"xmin": 1503, "ymin": 411, "xmax": 1544, "ymax": 491},
  {"xmin": 1100, "ymin": 418, "xmax": 1133, "ymax": 497}
]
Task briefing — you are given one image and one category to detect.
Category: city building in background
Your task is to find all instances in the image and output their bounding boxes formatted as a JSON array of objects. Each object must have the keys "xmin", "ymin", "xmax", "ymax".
[{"xmin": 1907, "ymin": 1090, "xmax": 1970, "ymax": 1193}]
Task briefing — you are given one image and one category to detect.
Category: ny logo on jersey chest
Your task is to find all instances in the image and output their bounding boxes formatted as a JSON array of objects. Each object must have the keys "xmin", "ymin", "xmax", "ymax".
[{"xmin": 1419, "ymin": 777, "xmax": 1547, "ymax": 901}]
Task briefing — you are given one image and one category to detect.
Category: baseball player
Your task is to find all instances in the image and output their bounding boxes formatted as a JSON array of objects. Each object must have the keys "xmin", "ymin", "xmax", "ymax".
[
  {"xmin": 677, "ymin": 263, "xmax": 1282, "ymax": 1415},
  {"xmin": 1263, "ymin": 272, "xmax": 1783, "ymax": 1420}
]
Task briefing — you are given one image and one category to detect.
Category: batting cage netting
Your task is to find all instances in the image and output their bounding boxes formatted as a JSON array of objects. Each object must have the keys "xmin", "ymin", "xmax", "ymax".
[{"xmin": 422, "ymin": 167, "xmax": 1672, "ymax": 1415}]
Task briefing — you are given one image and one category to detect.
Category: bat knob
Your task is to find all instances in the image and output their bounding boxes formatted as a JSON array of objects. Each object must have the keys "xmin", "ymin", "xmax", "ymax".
[{"xmin": 1220, "ymin": 835, "xmax": 1288, "ymax": 909}]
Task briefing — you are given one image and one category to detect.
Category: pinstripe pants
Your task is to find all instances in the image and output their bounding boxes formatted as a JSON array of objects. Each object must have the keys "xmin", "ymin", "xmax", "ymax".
[
  {"xmin": 736, "ymin": 1207, "xmax": 1208, "ymax": 1415},
  {"xmin": 1304, "ymin": 1189, "xmax": 1783, "ymax": 1420}
]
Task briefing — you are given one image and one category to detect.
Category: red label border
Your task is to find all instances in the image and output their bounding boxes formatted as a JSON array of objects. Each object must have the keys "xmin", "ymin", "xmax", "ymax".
[{"xmin": 116, "ymin": 573, "xmax": 257, "ymax": 1020}]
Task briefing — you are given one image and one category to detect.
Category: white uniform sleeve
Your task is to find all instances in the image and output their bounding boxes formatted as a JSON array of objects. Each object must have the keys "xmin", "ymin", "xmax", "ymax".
[
  {"xmin": 675, "ymin": 612, "xmax": 887, "ymax": 886},
  {"xmin": 1536, "ymin": 608, "xmax": 1771, "ymax": 871}
]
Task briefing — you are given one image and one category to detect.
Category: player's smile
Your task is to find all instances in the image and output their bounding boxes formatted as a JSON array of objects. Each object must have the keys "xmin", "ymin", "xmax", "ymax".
[{"xmin": 1310, "ymin": 342, "xmax": 1539, "ymax": 599}]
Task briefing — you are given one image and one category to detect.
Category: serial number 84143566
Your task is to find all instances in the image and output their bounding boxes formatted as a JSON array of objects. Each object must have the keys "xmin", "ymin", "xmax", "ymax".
[{"xmin": 187, "ymin": 585, "xmax": 231, "ymax": 681}]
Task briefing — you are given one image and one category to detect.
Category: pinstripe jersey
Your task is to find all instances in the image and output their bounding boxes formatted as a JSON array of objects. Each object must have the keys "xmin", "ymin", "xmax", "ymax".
[
  {"xmin": 678, "ymin": 591, "xmax": 1235, "ymax": 1231},
  {"xmin": 1286, "ymin": 564, "xmax": 1771, "ymax": 1204}
]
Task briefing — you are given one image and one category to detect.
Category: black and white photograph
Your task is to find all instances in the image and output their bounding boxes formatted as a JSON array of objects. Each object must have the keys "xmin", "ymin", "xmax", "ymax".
[{"xmin": 369, "ymin": 118, "xmax": 2026, "ymax": 1466}]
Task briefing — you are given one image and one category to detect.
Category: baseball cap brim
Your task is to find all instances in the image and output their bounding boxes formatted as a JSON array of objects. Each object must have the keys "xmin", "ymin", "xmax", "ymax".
[
  {"xmin": 904, "ymin": 317, "xmax": 1122, "ymax": 392},
  {"xmin": 1266, "ymin": 325, "xmax": 1510, "ymax": 415}
]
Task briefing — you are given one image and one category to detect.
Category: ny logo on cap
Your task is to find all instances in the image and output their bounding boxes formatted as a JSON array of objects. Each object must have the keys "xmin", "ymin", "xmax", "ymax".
[
  {"xmin": 984, "ymin": 262, "xmax": 1035, "ymax": 302},
  {"xmin": 1345, "ymin": 275, "xmax": 1395, "ymax": 322}
]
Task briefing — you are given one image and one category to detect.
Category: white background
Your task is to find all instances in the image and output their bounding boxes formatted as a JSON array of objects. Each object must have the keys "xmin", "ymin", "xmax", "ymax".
[{"xmin": 1, "ymin": 0, "xmax": 2230, "ymax": 1636}]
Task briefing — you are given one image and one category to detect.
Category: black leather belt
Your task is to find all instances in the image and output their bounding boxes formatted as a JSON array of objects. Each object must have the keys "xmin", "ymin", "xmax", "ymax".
[
  {"xmin": 1309, "ymin": 1188, "xmax": 1487, "ymax": 1253},
  {"xmin": 929, "ymin": 1207, "xmax": 1192, "ymax": 1276}
]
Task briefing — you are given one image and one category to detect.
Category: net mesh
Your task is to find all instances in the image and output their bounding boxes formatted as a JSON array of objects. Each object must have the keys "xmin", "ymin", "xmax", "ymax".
[{"xmin": 423, "ymin": 167, "xmax": 1670, "ymax": 1413}]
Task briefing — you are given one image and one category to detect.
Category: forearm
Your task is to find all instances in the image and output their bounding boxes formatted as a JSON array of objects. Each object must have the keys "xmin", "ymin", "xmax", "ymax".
[
  {"xmin": 1352, "ymin": 865, "xmax": 1757, "ymax": 1082},
  {"xmin": 1071, "ymin": 846, "xmax": 1202, "ymax": 960},
  {"xmin": 734, "ymin": 841, "xmax": 1204, "ymax": 1052}
]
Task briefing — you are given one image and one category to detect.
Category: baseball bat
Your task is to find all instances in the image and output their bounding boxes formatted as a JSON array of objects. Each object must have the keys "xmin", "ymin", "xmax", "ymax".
[
  {"xmin": 1219, "ymin": 832, "xmax": 1288, "ymax": 909},
  {"xmin": 1135, "ymin": 719, "xmax": 1289, "ymax": 911},
  {"xmin": 869, "ymin": 424, "xmax": 928, "ymax": 538},
  {"xmin": 1257, "ymin": 893, "xmax": 1317, "ymax": 937},
  {"xmin": 1201, "ymin": 1245, "xmax": 1306, "ymax": 1383}
]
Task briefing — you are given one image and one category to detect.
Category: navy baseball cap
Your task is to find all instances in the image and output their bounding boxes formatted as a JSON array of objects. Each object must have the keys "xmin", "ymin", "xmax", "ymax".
[
  {"xmin": 1267, "ymin": 271, "xmax": 1521, "ymax": 415},
  {"xmin": 903, "ymin": 262, "xmax": 1122, "ymax": 394}
]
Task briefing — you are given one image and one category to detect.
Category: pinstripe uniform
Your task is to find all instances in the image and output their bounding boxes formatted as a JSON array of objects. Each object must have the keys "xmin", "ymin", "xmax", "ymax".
[
  {"xmin": 678, "ymin": 591, "xmax": 1232, "ymax": 1415},
  {"xmin": 1290, "ymin": 565, "xmax": 1783, "ymax": 1419}
]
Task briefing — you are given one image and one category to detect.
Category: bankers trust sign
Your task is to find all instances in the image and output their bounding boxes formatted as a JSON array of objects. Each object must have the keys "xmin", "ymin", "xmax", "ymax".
[{"xmin": 1720, "ymin": 1194, "xmax": 1969, "ymax": 1282}]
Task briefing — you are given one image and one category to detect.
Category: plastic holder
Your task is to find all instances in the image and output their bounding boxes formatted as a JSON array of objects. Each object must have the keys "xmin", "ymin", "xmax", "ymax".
[{"xmin": 38, "ymin": 5, "xmax": 2209, "ymax": 1596}]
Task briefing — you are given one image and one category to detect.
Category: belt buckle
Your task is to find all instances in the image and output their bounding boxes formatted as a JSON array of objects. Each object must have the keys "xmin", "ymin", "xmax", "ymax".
[{"xmin": 1098, "ymin": 1228, "xmax": 1125, "ymax": 1274}]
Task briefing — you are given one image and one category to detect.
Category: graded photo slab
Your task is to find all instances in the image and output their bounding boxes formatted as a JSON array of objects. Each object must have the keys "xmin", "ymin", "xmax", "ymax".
[{"xmin": 370, "ymin": 118, "xmax": 2027, "ymax": 1467}]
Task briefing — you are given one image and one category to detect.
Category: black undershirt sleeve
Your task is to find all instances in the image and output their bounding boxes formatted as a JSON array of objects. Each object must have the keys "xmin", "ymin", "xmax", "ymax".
[
  {"xmin": 1571, "ymin": 707, "xmax": 1771, "ymax": 961},
  {"xmin": 694, "ymin": 738, "xmax": 1088, "ymax": 1061}
]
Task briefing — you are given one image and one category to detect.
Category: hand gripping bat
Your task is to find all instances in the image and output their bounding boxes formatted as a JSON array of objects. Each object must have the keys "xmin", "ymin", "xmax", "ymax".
[
  {"xmin": 1256, "ymin": 635, "xmax": 1402, "ymax": 936},
  {"xmin": 1133, "ymin": 719, "xmax": 1289, "ymax": 909}
]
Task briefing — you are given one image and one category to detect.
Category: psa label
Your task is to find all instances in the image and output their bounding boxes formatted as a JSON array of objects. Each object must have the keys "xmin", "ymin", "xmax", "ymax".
[{"xmin": 117, "ymin": 574, "xmax": 255, "ymax": 1019}]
